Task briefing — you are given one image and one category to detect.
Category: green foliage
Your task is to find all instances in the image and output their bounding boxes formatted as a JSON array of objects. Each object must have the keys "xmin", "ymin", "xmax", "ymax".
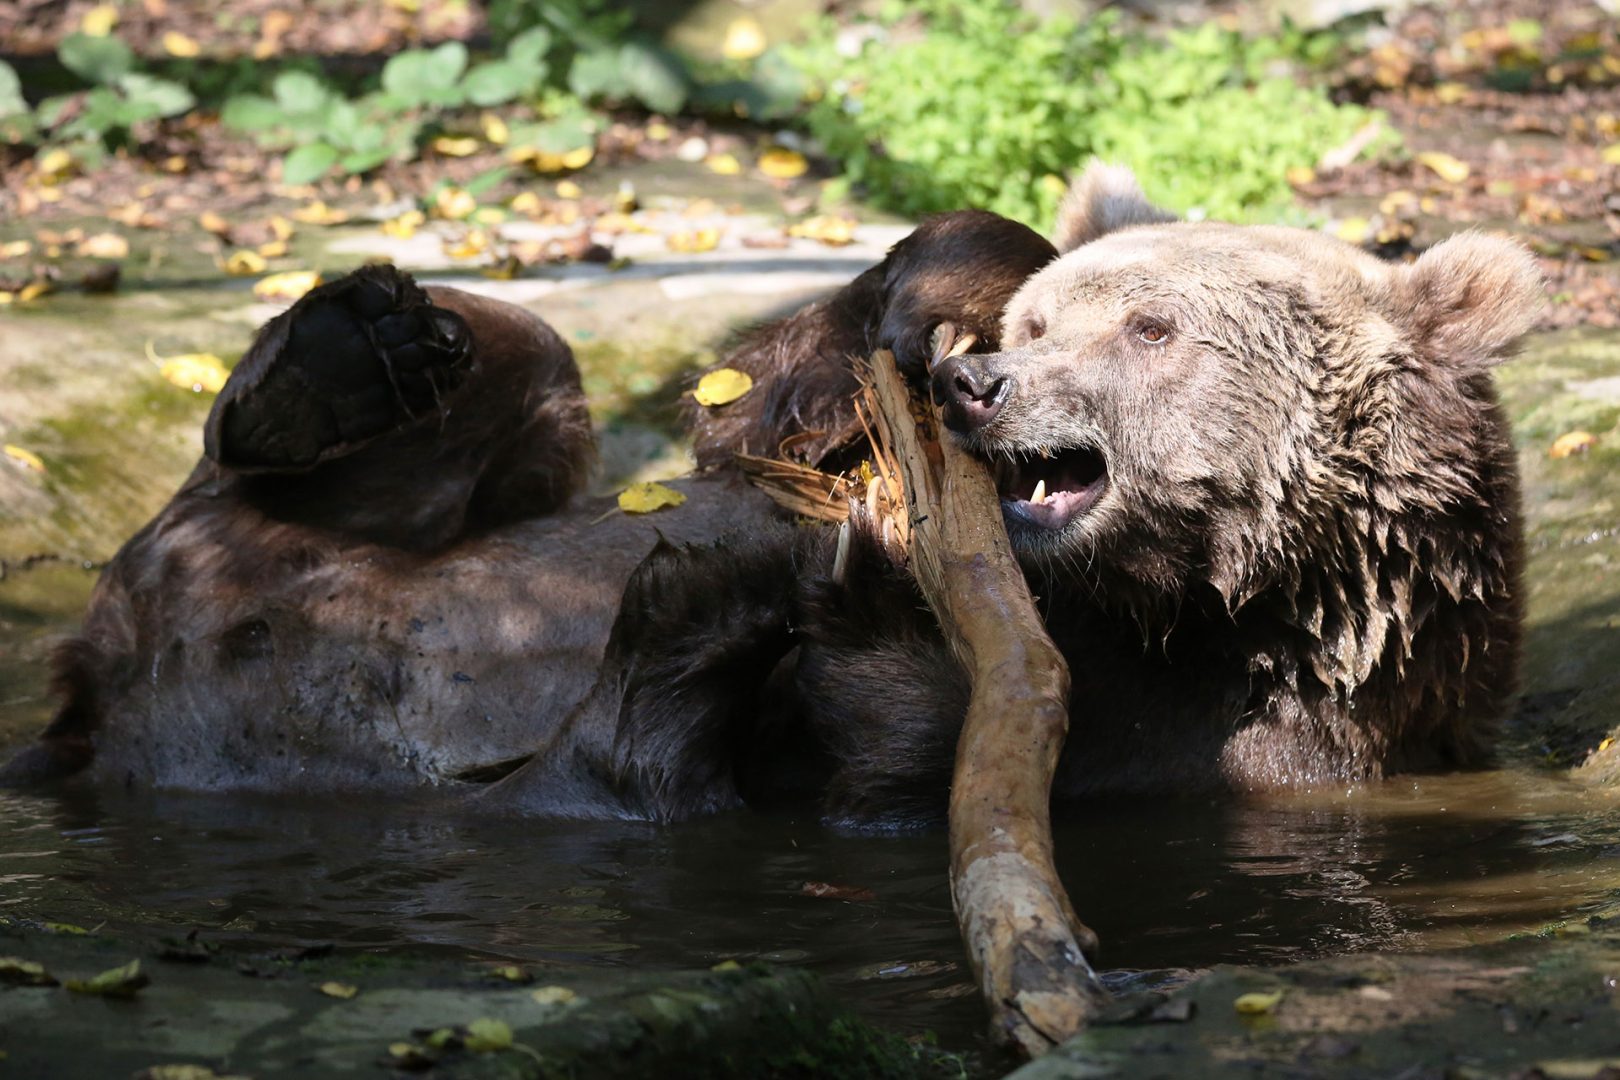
[
  {"xmin": 0, "ymin": 60, "xmax": 32, "ymax": 141},
  {"xmin": 789, "ymin": 0, "xmax": 1392, "ymax": 228},
  {"xmin": 221, "ymin": 29, "xmax": 555, "ymax": 182},
  {"xmin": 34, "ymin": 32, "xmax": 194, "ymax": 148}
]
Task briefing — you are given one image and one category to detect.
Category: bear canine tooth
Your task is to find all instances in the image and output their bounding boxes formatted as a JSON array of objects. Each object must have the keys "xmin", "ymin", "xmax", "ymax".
[{"xmin": 1031, "ymin": 479, "xmax": 1048, "ymax": 506}]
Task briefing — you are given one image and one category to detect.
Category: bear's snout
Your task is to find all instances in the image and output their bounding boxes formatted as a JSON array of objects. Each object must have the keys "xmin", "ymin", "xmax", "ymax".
[{"xmin": 933, "ymin": 356, "xmax": 1011, "ymax": 434}]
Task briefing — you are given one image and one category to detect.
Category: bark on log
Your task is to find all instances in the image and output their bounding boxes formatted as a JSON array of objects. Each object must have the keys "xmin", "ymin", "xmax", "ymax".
[{"xmin": 865, "ymin": 349, "xmax": 1108, "ymax": 1057}]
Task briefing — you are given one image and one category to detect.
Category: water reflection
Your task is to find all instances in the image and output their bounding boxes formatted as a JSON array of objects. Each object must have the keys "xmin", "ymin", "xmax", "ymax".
[{"xmin": 0, "ymin": 768, "xmax": 1616, "ymax": 1048}]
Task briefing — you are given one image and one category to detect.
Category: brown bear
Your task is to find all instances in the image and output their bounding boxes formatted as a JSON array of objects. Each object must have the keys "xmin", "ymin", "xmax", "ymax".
[
  {"xmin": 765, "ymin": 165, "xmax": 1537, "ymax": 822},
  {"xmin": 0, "ymin": 210, "xmax": 1046, "ymax": 811}
]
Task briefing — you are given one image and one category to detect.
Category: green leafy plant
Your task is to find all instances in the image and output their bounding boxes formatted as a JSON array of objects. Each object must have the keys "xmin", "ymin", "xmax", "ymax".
[
  {"xmin": 788, "ymin": 0, "xmax": 1393, "ymax": 229},
  {"xmin": 221, "ymin": 30, "xmax": 555, "ymax": 183},
  {"xmin": 35, "ymin": 33, "xmax": 194, "ymax": 148},
  {"xmin": 0, "ymin": 60, "xmax": 33, "ymax": 142}
]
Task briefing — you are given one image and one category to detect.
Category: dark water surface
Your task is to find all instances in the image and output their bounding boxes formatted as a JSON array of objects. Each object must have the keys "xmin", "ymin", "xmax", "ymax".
[{"xmin": 1, "ymin": 769, "xmax": 1617, "ymax": 1051}]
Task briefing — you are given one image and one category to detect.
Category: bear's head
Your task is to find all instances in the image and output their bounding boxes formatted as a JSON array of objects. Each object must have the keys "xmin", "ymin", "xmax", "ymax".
[{"xmin": 932, "ymin": 164, "xmax": 1541, "ymax": 626}]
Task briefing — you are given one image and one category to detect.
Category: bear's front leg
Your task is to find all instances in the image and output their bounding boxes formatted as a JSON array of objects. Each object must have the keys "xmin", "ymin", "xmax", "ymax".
[{"xmin": 795, "ymin": 519, "xmax": 971, "ymax": 827}]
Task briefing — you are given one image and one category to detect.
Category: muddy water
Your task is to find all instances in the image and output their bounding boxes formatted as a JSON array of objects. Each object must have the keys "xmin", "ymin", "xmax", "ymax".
[{"xmin": 0, "ymin": 768, "xmax": 1615, "ymax": 1050}]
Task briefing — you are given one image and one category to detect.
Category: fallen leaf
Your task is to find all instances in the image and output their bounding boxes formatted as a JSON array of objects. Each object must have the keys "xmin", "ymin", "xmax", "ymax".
[
  {"xmin": 722, "ymin": 17, "xmax": 768, "ymax": 61},
  {"xmin": 157, "ymin": 352, "xmax": 230, "ymax": 394},
  {"xmin": 256, "ymin": 238, "xmax": 289, "ymax": 258},
  {"xmin": 758, "ymin": 147, "xmax": 809, "ymax": 180},
  {"xmin": 434, "ymin": 186, "xmax": 477, "ymax": 220},
  {"xmin": 66, "ymin": 958, "xmax": 149, "ymax": 997},
  {"xmin": 0, "ymin": 956, "xmax": 56, "ymax": 986},
  {"xmin": 1285, "ymin": 165, "xmax": 1316, "ymax": 187},
  {"xmin": 291, "ymin": 201, "xmax": 348, "ymax": 226},
  {"xmin": 692, "ymin": 368, "xmax": 753, "ymax": 406},
  {"xmin": 198, "ymin": 210, "xmax": 231, "ymax": 236},
  {"xmin": 76, "ymin": 232, "xmax": 129, "ymax": 259},
  {"xmin": 787, "ymin": 215, "xmax": 856, "ymax": 246},
  {"xmin": 135, "ymin": 1067, "xmax": 252, "ymax": 1080},
  {"xmin": 253, "ymin": 270, "xmax": 321, "ymax": 302},
  {"xmin": 705, "ymin": 153, "xmax": 742, "ymax": 176},
  {"xmin": 35, "ymin": 148, "xmax": 75, "ymax": 181},
  {"xmin": 1333, "ymin": 217, "xmax": 1371, "ymax": 245},
  {"xmin": 510, "ymin": 192, "xmax": 544, "ymax": 216},
  {"xmin": 464, "ymin": 1018, "xmax": 512, "ymax": 1053},
  {"xmin": 1417, "ymin": 151, "xmax": 1470, "ymax": 184},
  {"xmin": 43, "ymin": 921, "xmax": 89, "ymax": 935},
  {"xmin": 1599, "ymin": 737, "xmax": 1614, "ymax": 752},
  {"xmin": 433, "ymin": 136, "xmax": 481, "ymax": 158},
  {"xmin": 531, "ymin": 985, "xmax": 578, "ymax": 1005},
  {"xmin": 1603, "ymin": 144, "xmax": 1620, "ymax": 166},
  {"xmin": 667, "ymin": 228, "xmax": 721, "ymax": 253},
  {"xmin": 3, "ymin": 446, "xmax": 45, "ymax": 473},
  {"xmin": 1234, "ymin": 989, "xmax": 1285, "ymax": 1015},
  {"xmin": 382, "ymin": 210, "xmax": 425, "ymax": 238},
  {"xmin": 1549, "ymin": 431, "xmax": 1597, "ymax": 458},
  {"xmin": 162, "ymin": 31, "xmax": 201, "ymax": 58},
  {"xmin": 710, "ymin": 959, "xmax": 743, "ymax": 973},
  {"xmin": 0, "ymin": 239, "xmax": 32, "ymax": 259},
  {"xmin": 489, "ymin": 964, "xmax": 531, "ymax": 983},
  {"xmin": 80, "ymin": 5, "xmax": 118, "ymax": 36},
  {"xmin": 16, "ymin": 280, "xmax": 50, "ymax": 303},
  {"xmin": 444, "ymin": 230, "xmax": 491, "ymax": 259},
  {"xmin": 481, "ymin": 113, "xmax": 509, "ymax": 145},
  {"xmin": 318, "ymin": 981, "xmax": 359, "ymax": 999},
  {"xmin": 556, "ymin": 179, "xmax": 583, "ymax": 199},
  {"xmin": 224, "ymin": 250, "xmax": 268, "ymax": 275},
  {"xmin": 801, "ymin": 881, "xmax": 876, "ymax": 901},
  {"xmin": 618, "ymin": 482, "xmax": 686, "ymax": 514}
]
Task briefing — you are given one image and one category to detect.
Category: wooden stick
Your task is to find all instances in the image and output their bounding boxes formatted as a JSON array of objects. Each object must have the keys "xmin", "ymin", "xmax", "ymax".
[{"xmin": 864, "ymin": 349, "xmax": 1108, "ymax": 1057}]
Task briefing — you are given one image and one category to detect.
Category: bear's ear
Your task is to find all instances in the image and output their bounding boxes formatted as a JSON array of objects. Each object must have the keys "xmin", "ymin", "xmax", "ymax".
[
  {"xmin": 1052, "ymin": 161, "xmax": 1177, "ymax": 253},
  {"xmin": 1391, "ymin": 232, "xmax": 1543, "ymax": 367}
]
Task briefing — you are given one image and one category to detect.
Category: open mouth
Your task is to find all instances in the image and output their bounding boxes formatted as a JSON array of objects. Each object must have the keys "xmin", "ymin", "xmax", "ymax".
[{"xmin": 992, "ymin": 445, "xmax": 1108, "ymax": 530}]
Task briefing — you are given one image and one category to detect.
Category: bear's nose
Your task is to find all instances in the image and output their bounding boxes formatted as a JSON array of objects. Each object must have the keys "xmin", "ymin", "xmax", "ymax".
[{"xmin": 932, "ymin": 357, "xmax": 1011, "ymax": 434}]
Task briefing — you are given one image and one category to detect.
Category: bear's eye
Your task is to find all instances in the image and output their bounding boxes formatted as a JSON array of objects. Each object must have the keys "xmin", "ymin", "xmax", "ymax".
[
  {"xmin": 1023, "ymin": 316, "xmax": 1046, "ymax": 342},
  {"xmin": 1136, "ymin": 321, "xmax": 1171, "ymax": 345}
]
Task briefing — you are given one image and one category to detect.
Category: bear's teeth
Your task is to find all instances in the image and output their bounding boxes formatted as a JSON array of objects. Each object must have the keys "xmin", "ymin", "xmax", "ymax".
[{"xmin": 1031, "ymin": 479, "xmax": 1047, "ymax": 505}]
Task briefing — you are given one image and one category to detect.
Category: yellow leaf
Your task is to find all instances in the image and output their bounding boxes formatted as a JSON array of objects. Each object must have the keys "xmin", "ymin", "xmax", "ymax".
[
  {"xmin": 667, "ymin": 228, "xmax": 720, "ymax": 254},
  {"xmin": 269, "ymin": 216, "xmax": 295, "ymax": 240},
  {"xmin": 1599, "ymin": 737, "xmax": 1614, "ymax": 752},
  {"xmin": 17, "ymin": 280, "xmax": 50, "ymax": 302},
  {"xmin": 256, "ymin": 239, "xmax": 289, "ymax": 258},
  {"xmin": 1285, "ymin": 165, "xmax": 1316, "ymax": 187},
  {"xmin": 0, "ymin": 956, "xmax": 55, "ymax": 986},
  {"xmin": 710, "ymin": 959, "xmax": 743, "ymax": 972},
  {"xmin": 465, "ymin": 1018, "xmax": 512, "ymax": 1053},
  {"xmin": 787, "ymin": 215, "xmax": 856, "ymax": 246},
  {"xmin": 481, "ymin": 113, "xmax": 509, "ymax": 146},
  {"xmin": 224, "ymin": 250, "xmax": 267, "ymax": 275},
  {"xmin": 76, "ymin": 232, "xmax": 129, "ymax": 259},
  {"xmin": 253, "ymin": 270, "xmax": 322, "ymax": 302},
  {"xmin": 1332, "ymin": 217, "xmax": 1371, "ymax": 246},
  {"xmin": 561, "ymin": 145, "xmax": 594, "ymax": 170},
  {"xmin": 80, "ymin": 5, "xmax": 118, "ymax": 36},
  {"xmin": 758, "ymin": 147, "xmax": 809, "ymax": 180},
  {"xmin": 163, "ymin": 31, "xmax": 201, "ymax": 58},
  {"xmin": 35, "ymin": 147, "xmax": 75, "ymax": 182},
  {"xmin": 198, "ymin": 210, "xmax": 231, "ymax": 236},
  {"xmin": 382, "ymin": 209, "xmax": 425, "ymax": 238},
  {"xmin": 65, "ymin": 959, "xmax": 147, "ymax": 997},
  {"xmin": 157, "ymin": 353, "xmax": 230, "ymax": 394},
  {"xmin": 692, "ymin": 368, "xmax": 753, "ymax": 406},
  {"xmin": 722, "ymin": 17, "xmax": 767, "ymax": 61},
  {"xmin": 531, "ymin": 985, "xmax": 578, "ymax": 1005},
  {"xmin": 3, "ymin": 445, "xmax": 45, "ymax": 473},
  {"xmin": 445, "ymin": 230, "xmax": 490, "ymax": 259},
  {"xmin": 1234, "ymin": 989, "xmax": 1285, "ymax": 1015},
  {"xmin": 705, "ymin": 153, "xmax": 741, "ymax": 176},
  {"xmin": 490, "ymin": 964, "xmax": 531, "ymax": 983},
  {"xmin": 291, "ymin": 200, "xmax": 348, "ymax": 226},
  {"xmin": 646, "ymin": 121, "xmax": 671, "ymax": 141},
  {"xmin": 509, "ymin": 192, "xmax": 543, "ymax": 216},
  {"xmin": 1417, "ymin": 151, "xmax": 1470, "ymax": 184},
  {"xmin": 1577, "ymin": 246, "xmax": 1612, "ymax": 263},
  {"xmin": 1434, "ymin": 82, "xmax": 1468, "ymax": 104},
  {"xmin": 1602, "ymin": 144, "xmax": 1620, "ymax": 166},
  {"xmin": 1549, "ymin": 430, "xmax": 1597, "ymax": 458},
  {"xmin": 433, "ymin": 136, "xmax": 481, "ymax": 158},
  {"xmin": 434, "ymin": 186, "xmax": 477, "ymax": 220},
  {"xmin": 162, "ymin": 154, "xmax": 188, "ymax": 174},
  {"xmin": 136, "ymin": 1067, "xmax": 250, "ymax": 1080},
  {"xmin": 0, "ymin": 239, "xmax": 32, "ymax": 258},
  {"xmin": 556, "ymin": 179, "xmax": 582, "ymax": 199},
  {"xmin": 618, "ymin": 482, "xmax": 687, "ymax": 514},
  {"xmin": 318, "ymin": 981, "xmax": 358, "ymax": 999}
]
